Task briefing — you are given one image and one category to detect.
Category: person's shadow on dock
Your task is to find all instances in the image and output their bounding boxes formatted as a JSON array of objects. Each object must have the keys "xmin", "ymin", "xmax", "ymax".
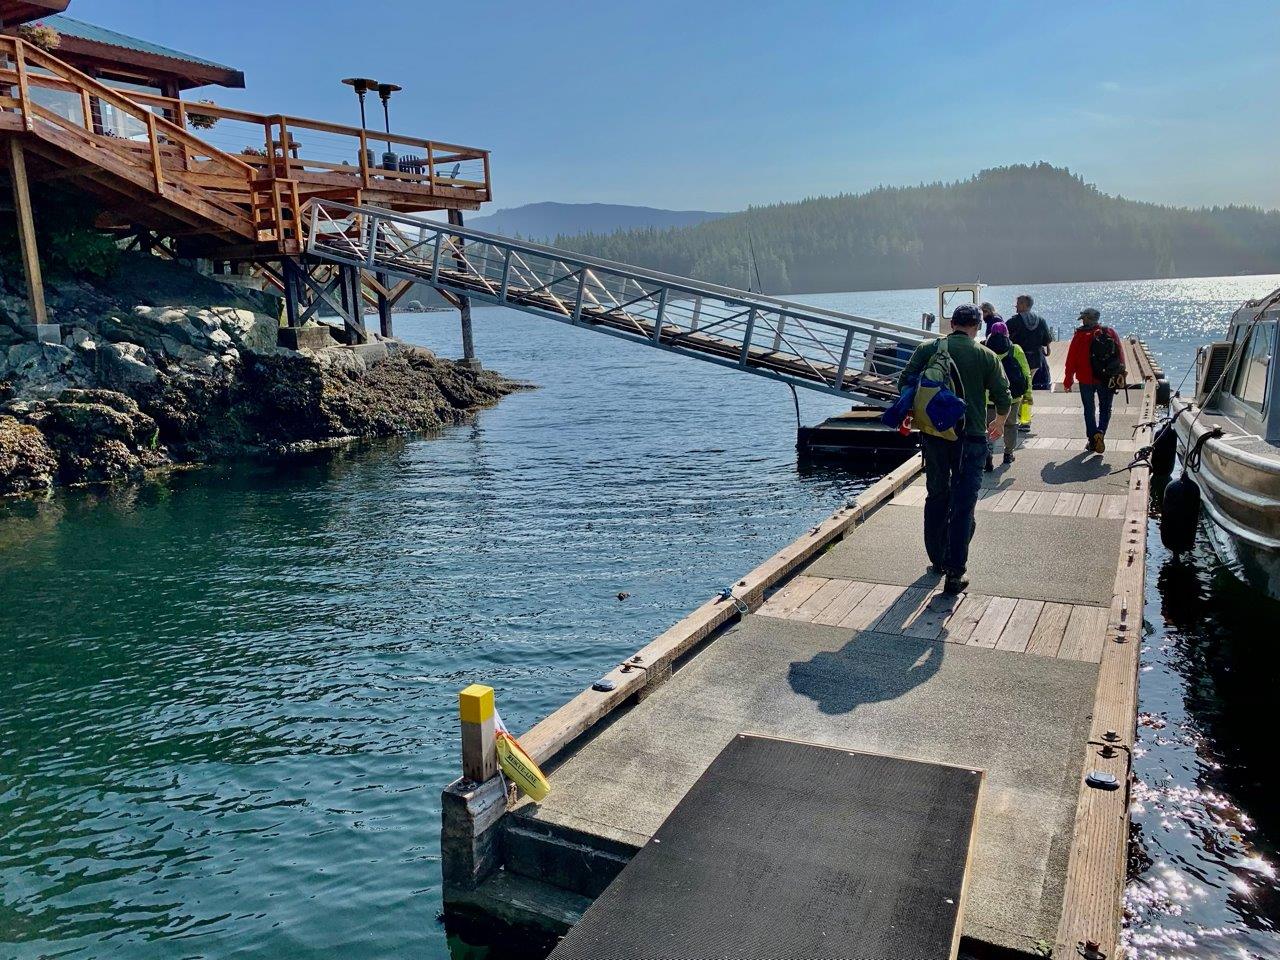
[
  {"xmin": 1040, "ymin": 452, "xmax": 1113, "ymax": 485},
  {"xmin": 787, "ymin": 584, "xmax": 947, "ymax": 716}
]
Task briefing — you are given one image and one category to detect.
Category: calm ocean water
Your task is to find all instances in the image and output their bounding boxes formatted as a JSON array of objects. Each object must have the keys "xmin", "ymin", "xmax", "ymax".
[{"xmin": 2, "ymin": 275, "xmax": 1278, "ymax": 959}]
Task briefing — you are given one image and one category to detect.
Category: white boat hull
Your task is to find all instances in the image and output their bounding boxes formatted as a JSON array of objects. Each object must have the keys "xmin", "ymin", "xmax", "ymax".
[{"xmin": 1172, "ymin": 398, "xmax": 1280, "ymax": 598}]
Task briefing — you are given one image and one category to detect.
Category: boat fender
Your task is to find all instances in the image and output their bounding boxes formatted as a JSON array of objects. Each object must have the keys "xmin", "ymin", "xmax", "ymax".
[
  {"xmin": 1155, "ymin": 378, "xmax": 1172, "ymax": 407},
  {"xmin": 1159, "ymin": 475, "xmax": 1201, "ymax": 553},
  {"xmin": 494, "ymin": 711, "xmax": 551, "ymax": 802},
  {"xmin": 1150, "ymin": 421, "xmax": 1178, "ymax": 478}
]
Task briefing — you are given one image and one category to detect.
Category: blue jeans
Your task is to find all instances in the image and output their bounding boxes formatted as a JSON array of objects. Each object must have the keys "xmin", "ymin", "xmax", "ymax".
[
  {"xmin": 921, "ymin": 434, "xmax": 986, "ymax": 576},
  {"xmin": 1079, "ymin": 384, "xmax": 1114, "ymax": 440}
]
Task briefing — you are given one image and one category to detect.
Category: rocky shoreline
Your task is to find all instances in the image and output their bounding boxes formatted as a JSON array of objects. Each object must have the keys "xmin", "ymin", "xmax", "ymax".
[{"xmin": 0, "ymin": 254, "xmax": 519, "ymax": 497}]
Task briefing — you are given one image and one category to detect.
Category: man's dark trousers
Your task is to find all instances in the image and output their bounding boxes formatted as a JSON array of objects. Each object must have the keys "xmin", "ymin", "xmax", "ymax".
[
  {"xmin": 1079, "ymin": 383, "xmax": 1114, "ymax": 440},
  {"xmin": 921, "ymin": 434, "xmax": 987, "ymax": 575}
]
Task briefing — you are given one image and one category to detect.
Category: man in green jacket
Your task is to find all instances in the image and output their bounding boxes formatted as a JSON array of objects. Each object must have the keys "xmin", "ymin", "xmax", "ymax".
[{"xmin": 898, "ymin": 304, "xmax": 1012, "ymax": 594}]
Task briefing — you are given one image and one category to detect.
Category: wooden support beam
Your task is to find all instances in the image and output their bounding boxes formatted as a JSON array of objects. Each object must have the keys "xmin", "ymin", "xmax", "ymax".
[
  {"xmin": 447, "ymin": 208, "xmax": 479, "ymax": 368},
  {"xmin": 376, "ymin": 270, "xmax": 392, "ymax": 338},
  {"xmin": 282, "ymin": 257, "xmax": 301, "ymax": 327},
  {"xmin": 7, "ymin": 137, "xmax": 47, "ymax": 327}
]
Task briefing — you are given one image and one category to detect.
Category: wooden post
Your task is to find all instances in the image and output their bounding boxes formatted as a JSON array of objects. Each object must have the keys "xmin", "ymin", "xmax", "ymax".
[
  {"xmin": 446, "ymin": 208, "xmax": 480, "ymax": 369},
  {"xmin": 7, "ymin": 138, "xmax": 48, "ymax": 329},
  {"xmin": 459, "ymin": 684, "xmax": 498, "ymax": 783},
  {"xmin": 376, "ymin": 270, "xmax": 393, "ymax": 338},
  {"xmin": 282, "ymin": 257, "xmax": 300, "ymax": 327}
]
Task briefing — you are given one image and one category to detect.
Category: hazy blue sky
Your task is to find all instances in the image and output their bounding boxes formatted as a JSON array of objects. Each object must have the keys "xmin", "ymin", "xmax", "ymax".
[{"xmin": 76, "ymin": 0, "xmax": 1280, "ymax": 212}]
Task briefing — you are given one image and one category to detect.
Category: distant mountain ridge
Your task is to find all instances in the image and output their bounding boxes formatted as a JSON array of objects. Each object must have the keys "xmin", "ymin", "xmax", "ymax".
[
  {"xmin": 467, "ymin": 202, "xmax": 725, "ymax": 241},
  {"xmin": 550, "ymin": 164, "xmax": 1280, "ymax": 294}
]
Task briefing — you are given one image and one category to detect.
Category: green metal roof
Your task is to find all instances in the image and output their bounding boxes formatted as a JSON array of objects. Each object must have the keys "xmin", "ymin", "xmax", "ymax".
[{"xmin": 44, "ymin": 15, "xmax": 237, "ymax": 73}]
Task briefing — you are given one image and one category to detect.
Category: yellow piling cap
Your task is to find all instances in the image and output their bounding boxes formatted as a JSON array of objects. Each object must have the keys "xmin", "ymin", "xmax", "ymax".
[{"xmin": 458, "ymin": 684, "xmax": 495, "ymax": 724}]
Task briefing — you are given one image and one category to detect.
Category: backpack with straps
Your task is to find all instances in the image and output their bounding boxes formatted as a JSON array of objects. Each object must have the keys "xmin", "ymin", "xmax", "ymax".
[
  {"xmin": 998, "ymin": 350, "xmax": 1028, "ymax": 397},
  {"xmin": 1088, "ymin": 327, "xmax": 1126, "ymax": 389},
  {"xmin": 912, "ymin": 339, "xmax": 967, "ymax": 440}
]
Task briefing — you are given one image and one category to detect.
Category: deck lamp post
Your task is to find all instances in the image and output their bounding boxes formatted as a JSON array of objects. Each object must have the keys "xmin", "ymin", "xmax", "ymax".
[
  {"xmin": 376, "ymin": 82, "xmax": 401, "ymax": 171},
  {"xmin": 341, "ymin": 77, "xmax": 379, "ymax": 167}
]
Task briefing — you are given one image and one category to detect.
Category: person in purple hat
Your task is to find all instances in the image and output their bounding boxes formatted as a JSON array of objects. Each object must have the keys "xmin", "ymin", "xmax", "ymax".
[{"xmin": 982, "ymin": 320, "xmax": 1032, "ymax": 469}]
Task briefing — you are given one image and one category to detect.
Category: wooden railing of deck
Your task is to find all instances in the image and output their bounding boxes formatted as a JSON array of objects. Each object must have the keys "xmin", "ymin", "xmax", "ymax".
[
  {"xmin": 126, "ymin": 91, "xmax": 492, "ymax": 202},
  {"xmin": 0, "ymin": 36, "xmax": 492, "ymax": 251},
  {"xmin": 0, "ymin": 36, "xmax": 257, "ymax": 238}
]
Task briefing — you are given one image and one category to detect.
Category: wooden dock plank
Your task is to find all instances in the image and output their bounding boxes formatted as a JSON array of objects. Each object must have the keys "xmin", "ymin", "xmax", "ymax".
[
  {"xmin": 1076, "ymin": 494, "xmax": 1105, "ymax": 519},
  {"xmin": 987, "ymin": 489, "xmax": 1021, "ymax": 513},
  {"xmin": 793, "ymin": 577, "xmax": 853, "ymax": 622},
  {"xmin": 902, "ymin": 590, "xmax": 964, "ymax": 640},
  {"xmin": 1100, "ymin": 495, "xmax": 1128, "ymax": 520},
  {"xmin": 1058, "ymin": 605, "xmax": 1110, "ymax": 663},
  {"xmin": 758, "ymin": 576, "xmax": 827, "ymax": 619},
  {"xmin": 995, "ymin": 599, "xmax": 1045, "ymax": 653},
  {"xmin": 942, "ymin": 594, "xmax": 990, "ymax": 644},
  {"xmin": 811, "ymin": 579, "xmax": 876, "ymax": 626},
  {"xmin": 967, "ymin": 595, "xmax": 1018, "ymax": 649},
  {"xmin": 1052, "ymin": 492, "xmax": 1084, "ymax": 517},
  {"xmin": 1011, "ymin": 491, "xmax": 1042, "ymax": 515},
  {"xmin": 839, "ymin": 583, "xmax": 908, "ymax": 631},
  {"xmin": 1025, "ymin": 601, "xmax": 1073, "ymax": 658},
  {"xmin": 870, "ymin": 586, "xmax": 933, "ymax": 635}
]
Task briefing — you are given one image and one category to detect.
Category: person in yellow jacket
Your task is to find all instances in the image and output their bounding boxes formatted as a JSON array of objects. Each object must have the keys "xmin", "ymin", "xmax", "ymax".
[{"xmin": 983, "ymin": 321, "xmax": 1032, "ymax": 470}]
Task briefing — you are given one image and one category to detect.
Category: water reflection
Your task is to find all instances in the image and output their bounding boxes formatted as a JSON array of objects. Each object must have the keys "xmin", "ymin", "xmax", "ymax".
[{"xmin": 1124, "ymin": 525, "xmax": 1280, "ymax": 959}]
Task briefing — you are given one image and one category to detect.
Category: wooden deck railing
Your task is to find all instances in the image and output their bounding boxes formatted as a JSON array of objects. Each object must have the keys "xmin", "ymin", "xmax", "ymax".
[
  {"xmin": 126, "ymin": 91, "xmax": 491, "ymax": 201},
  {"xmin": 0, "ymin": 36, "xmax": 492, "ymax": 250},
  {"xmin": 0, "ymin": 35, "xmax": 257, "ymax": 236}
]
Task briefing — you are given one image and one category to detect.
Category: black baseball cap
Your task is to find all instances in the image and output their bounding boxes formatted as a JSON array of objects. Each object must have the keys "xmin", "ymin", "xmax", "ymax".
[{"xmin": 952, "ymin": 304, "xmax": 982, "ymax": 327}]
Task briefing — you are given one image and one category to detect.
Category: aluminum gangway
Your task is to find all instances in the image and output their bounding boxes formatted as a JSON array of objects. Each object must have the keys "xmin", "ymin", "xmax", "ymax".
[{"xmin": 304, "ymin": 199, "xmax": 931, "ymax": 405}]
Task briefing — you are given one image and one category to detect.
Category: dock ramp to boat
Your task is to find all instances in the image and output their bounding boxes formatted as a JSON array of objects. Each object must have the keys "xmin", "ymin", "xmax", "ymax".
[
  {"xmin": 302, "ymin": 199, "xmax": 930, "ymax": 407},
  {"xmin": 547, "ymin": 734, "xmax": 982, "ymax": 960}
]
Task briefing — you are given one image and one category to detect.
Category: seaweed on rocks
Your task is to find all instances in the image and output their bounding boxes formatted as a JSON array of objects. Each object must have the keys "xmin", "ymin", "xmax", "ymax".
[{"xmin": 0, "ymin": 257, "xmax": 519, "ymax": 497}]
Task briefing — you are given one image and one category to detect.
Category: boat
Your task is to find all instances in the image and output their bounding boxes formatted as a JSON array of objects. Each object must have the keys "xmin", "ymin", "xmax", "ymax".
[{"xmin": 1171, "ymin": 288, "xmax": 1280, "ymax": 597}]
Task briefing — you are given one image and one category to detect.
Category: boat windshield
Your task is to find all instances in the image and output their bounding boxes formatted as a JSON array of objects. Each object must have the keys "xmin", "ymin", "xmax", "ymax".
[{"xmin": 1230, "ymin": 320, "xmax": 1275, "ymax": 412}]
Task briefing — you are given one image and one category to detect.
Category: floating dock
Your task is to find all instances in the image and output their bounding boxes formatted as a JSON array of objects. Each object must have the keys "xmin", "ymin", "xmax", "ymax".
[{"xmin": 442, "ymin": 340, "xmax": 1160, "ymax": 959}]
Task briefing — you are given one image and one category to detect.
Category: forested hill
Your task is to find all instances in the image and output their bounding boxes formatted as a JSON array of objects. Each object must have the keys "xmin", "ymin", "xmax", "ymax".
[
  {"xmin": 552, "ymin": 164, "xmax": 1280, "ymax": 294},
  {"xmin": 469, "ymin": 202, "xmax": 723, "ymax": 240}
]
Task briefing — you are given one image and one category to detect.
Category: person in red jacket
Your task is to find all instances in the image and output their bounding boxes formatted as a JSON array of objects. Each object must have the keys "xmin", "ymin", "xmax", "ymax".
[{"xmin": 1063, "ymin": 307, "xmax": 1125, "ymax": 453}]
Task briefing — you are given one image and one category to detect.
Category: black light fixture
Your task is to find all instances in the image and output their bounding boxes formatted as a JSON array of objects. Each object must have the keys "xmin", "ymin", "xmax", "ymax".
[
  {"xmin": 341, "ymin": 77, "xmax": 379, "ymax": 129},
  {"xmin": 375, "ymin": 82, "xmax": 402, "ymax": 171},
  {"xmin": 341, "ymin": 77, "xmax": 379, "ymax": 168}
]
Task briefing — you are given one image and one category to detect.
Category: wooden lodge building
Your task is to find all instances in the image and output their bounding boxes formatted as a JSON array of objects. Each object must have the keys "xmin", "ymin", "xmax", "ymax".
[{"xmin": 1, "ymin": 0, "xmax": 491, "ymax": 341}]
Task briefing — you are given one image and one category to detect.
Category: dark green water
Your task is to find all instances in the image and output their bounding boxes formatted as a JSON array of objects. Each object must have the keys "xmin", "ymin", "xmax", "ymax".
[{"xmin": 3, "ymin": 277, "xmax": 1279, "ymax": 958}]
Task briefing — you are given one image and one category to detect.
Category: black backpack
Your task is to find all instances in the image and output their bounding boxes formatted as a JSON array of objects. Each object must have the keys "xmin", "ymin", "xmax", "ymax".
[
  {"xmin": 999, "ymin": 351, "xmax": 1028, "ymax": 397},
  {"xmin": 1088, "ymin": 327, "xmax": 1126, "ymax": 389}
]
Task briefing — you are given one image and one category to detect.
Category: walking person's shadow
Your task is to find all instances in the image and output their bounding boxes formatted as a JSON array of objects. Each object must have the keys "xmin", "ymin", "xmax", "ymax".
[{"xmin": 787, "ymin": 576, "xmax": 951, "ymax": 716}]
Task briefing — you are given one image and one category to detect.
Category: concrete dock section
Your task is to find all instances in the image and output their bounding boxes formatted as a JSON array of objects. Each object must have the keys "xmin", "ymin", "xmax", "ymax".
[{"xmin": 442, "ymin": 339, "xmax": 1161, "ymax": 959}]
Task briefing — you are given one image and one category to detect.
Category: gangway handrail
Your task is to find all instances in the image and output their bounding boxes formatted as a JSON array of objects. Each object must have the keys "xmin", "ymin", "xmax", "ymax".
[
  {"xmin": 304, "ymin": 199, "xmax": 933, "ymax": 405},
  {"xmin": 311, "ymin": 201, "xmax": 929, "ymax": 342}
]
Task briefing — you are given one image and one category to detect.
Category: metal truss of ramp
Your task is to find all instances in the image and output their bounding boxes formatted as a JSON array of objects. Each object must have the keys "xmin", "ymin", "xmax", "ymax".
[{"xmin": 304, "ymin": 200, "xmax": 930, "ymax": 404}]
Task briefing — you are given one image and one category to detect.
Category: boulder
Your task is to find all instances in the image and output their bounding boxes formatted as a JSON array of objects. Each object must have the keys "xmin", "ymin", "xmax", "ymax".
[
  {"xmin": 99, "ymin": 341, "xmax": 158, "ymax": 386},
  {"xmin": 0, "ymin": 415, "xmax": 57, "ymax": 495},
  {"xmin": 3, "ymin": 341, "xmax": 84, "ymax": 395},
  {"xmin": 198, "ymin": 307, "xmax": 277, "ymax": 351},
  {"xmin": 57, "ymin": 388, "xmax": 140, "ymax": 416}
]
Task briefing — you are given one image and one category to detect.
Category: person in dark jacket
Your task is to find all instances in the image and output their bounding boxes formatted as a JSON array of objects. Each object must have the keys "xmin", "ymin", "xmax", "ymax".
[
  {"xmin": 1063, "ymin": 307, "xmax": 1125, "ymax": 454},
  {"xmin": 1007, "ymin": 294, "xmax": 1054, "ymax": 431},
  {"xmin": 980, "ymin": 302, "xmax": 1003, "ymax": 335}
]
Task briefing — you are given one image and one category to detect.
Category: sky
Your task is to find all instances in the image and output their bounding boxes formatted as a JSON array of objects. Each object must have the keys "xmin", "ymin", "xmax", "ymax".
[{"xmin": 73, "ymin": 0, "xmax": 1280, "ymax": 213}]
